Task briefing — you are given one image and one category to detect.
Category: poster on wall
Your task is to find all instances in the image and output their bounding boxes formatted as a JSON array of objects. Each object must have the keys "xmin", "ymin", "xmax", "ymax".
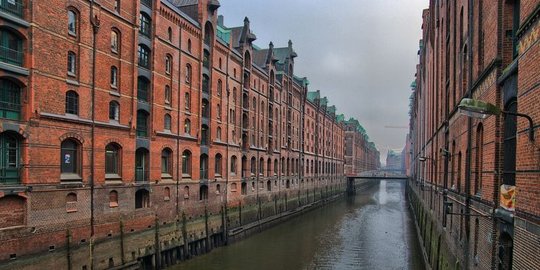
[{"xmin": 500, "ymin": 184, "xmax": 516, "ymax": 211}]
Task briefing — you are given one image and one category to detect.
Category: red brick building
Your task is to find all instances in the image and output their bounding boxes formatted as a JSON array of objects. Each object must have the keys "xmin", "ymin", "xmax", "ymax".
[
  {"xmin": 343, "ymin": 117, "xmax": 380, "ymax": 176},
  {"xmin": 408, "ymin": 1, "xmax": 540, "ymax": 269},
  {"xmin": 0, "ymin": 0, "xmax": 379, "ymax": 269}
]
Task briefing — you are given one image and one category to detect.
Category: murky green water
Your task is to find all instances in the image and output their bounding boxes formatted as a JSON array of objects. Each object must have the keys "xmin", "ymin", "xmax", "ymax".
[{"xmin": 171, "ymin": 180, "xmax": 424, "ymax": 270}]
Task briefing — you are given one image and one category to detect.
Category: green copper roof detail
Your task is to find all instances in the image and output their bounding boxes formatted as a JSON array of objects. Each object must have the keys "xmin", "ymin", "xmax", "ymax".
[{"xmin": 217, "ymin": 25, "xmax": 231, "ymax": 45}]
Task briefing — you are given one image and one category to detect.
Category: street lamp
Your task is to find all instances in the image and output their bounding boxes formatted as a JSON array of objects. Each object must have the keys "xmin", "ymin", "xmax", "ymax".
[{"xmin": 458, "ymin": 98, "xmax": 535, "ymax": 141}]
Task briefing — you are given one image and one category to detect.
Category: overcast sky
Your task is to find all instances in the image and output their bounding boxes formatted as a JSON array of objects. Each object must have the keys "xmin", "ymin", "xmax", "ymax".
[{"xmin": 219, "ymin": 0, "xmax": 428, "ymax": 165}]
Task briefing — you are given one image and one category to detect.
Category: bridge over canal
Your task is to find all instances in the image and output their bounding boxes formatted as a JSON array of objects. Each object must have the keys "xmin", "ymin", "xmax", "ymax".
[{"xmin": 346, "ymin": 170, "xmax": 408, "ymax": 195}]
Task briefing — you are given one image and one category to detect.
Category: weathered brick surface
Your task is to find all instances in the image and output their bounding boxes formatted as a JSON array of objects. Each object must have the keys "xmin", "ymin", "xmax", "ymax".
[
  {"xmin": 408, "ymin": 0, "xmax": 540, "ymax": 269},
  {"xmin": 0, "ymin": 0, "xmax": 379, "ymax": 268}
]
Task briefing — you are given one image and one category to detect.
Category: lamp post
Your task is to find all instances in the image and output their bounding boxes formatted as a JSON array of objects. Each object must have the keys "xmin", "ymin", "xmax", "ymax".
[{"xmin": 458, "ymin": 98, "xmax": 535, "ymax": 141}]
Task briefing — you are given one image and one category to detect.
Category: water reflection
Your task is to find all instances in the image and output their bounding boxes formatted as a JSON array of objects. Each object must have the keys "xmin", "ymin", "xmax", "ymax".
[{"xmin": 172, "ymin": 180, "xmax": 424, "ymax": 270}]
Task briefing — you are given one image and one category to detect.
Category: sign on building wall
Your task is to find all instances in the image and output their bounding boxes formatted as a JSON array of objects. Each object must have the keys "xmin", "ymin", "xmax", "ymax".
[{"xmin": 500, "ymin": 184, "xmax": 516, "ymax": 211}]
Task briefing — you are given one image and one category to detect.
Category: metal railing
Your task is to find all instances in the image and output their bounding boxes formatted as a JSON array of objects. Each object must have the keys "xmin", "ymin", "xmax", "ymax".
[
  {"xmin": 0, "ymin": 45, "xmax": 23, "ymax": 66},
  {"xmin": 0, "ymin": 0, "xmax": 23, "ymax": 18}
]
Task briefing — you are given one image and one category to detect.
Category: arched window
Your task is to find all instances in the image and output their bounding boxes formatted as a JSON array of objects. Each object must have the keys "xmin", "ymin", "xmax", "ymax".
[
  {"xmin": 203, "ymin": 50, "xmax": 210, "ymax": 69},
  {"xmin": 164, "ymin": 85, "xmax": 171, "ymax": 104},
  {"xmin": 139, "ymin": 12, "xmax": 151, "ymax": 37},
  {"xmin": 68, "ymin": 10, "xmax": 78, "ymax": 36},
  {"xmin": 266, "ymin": 180, "xmax": 271, "ymax": 191},
  {"xmin": 65, "ymin": 91, "xmax": 79, "ymax": 115},
  {"xmin": 167, "ymin": 27, "xmax": 172, "ymax": 41},
  {"xmin": 201, "ymin": 99, "xmax": 209, "ymax": 118},
  {"xmin": 138, "ymin": 45, "xmax": 150, "ymax": 68},
  {"xmin": 184, "ymin": 119, "xmax": 191, "ymax": 134},
  {"xmin": 241, "ymin": 182, "xmax": 247, "ymax": 195},
  {"xmin": 217, "ymin": 104, "xmax": 222, "ymax": 120},
  {"xmin": 475, "ymin": 124, "xmax": 483, "ymax": 195},
  {"xmin": 230, "ymin": 155, "xmax": 237, "ymax": 174},
  {"xmin": 111, "ymin": 29, "xmax": 119, "ymax": 53},
  {"xmin": 184, "ymin": 92, "xmax": 191, "ymax": 111},
  {"xmin": 0, "ymin": 132, "xmax": 21, "ymax": 184},
  {"xmin": 259, "ymin": 157, "xmax": 264, "ymax": 175},
  {"xmin": 105, "ymin": 143, "xmax": 121, "ymax": 176},
  {"xmin": 182, "ymin": 150, "xmax": 191, "ymax": 176},
  {"xmin": 215, "ymin": 153, "xmax": 222, "ymax": 176},
  {"xmin": 219, "ymin": 58, "xmax": 222, "ymax": 69},
  {"xmin": 183, "ymin": 186, "xmax": 190, "ymax": 199},
  {"xmin": 136, "ymin": 110, "xmax": 149, "ymax": 137},
  {"xmin": 0, "ymin": 29, "xmax": 23, "ymax": 66},
  {"xmin": 187, "ymin": 39, "xmax": 192, "ymax": 53},
  {"xmin": 67, "ymin": 51, "xmax": 77, "ymax": 75},
  {"xmin": 185, "ymin": 64, "xmax": 192, "ymax": 84},
  {"xmin": 204, "ymin": 22, "xmax": 213, "ymax": 46},
  {"xmin": 165, "ymin": 54, "xmax": 172, "ymax": 74},
  {"xmin": 61, "ymin": 139, "xmax": 80, "ymax": 175},
  {"xmin": 232, "ymin": 87, "xmax": 237, "ymax": 103},
  {"xmin": 250, "ymin": 157, "xmax": 256, "ymax": 175},
  {"xmin": 164, "ymin": 187, "xmax": 171, "ymax": 201},
  {"xmin": 216, "ymin": 127, "xmax": 222, "ymax": 140},
  {"xmin": 216, "ymin": 184, "xmax": 221, "ymax": 194},
  {"xmin": 110, "ymin": 66, "xmax": 118, "ymax": 88},
  {"xmin": 274, "ymin": 159, "xmax": 278, "ymax": 175},
  {"xmin": 164, "ymin": 113, "xmax": 171, "ymax": 131},
  {"xmin": 217, "ymin": 79, "xmax": 223, "ymax": 97},
  {"xmin": 244, "ymin": 51, "xmax": 251, "ymax": 69},
  {"xmin": 0, "ymin": 79, "xmax": 21, "ymax": 120},
  {"xmin": 137, "ymin": 76, "xmax": 149, "ymax": 102},
  {"xmin": 109, "ymin": 190, "xmax": 118, "ymax": 208},
  {"xmin": 161, "ymin": 148, "xmax": 172, "ymax": 176}
]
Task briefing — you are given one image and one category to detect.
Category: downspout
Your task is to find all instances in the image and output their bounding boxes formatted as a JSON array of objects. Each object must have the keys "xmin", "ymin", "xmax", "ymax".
[
  {"xmin": 223, "ymin": 48, "xmax": 230, "ymax": 244},
  {"xmin": 89, "ymin": 1, "xmax": 100, "ymax": 270},
  {"xmin": 464, "ymin": 0, "xmax": 475, "ymax": 268}
]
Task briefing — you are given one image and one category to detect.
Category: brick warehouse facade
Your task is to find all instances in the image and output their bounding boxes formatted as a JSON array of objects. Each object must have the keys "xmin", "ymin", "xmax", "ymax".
[
  {"xmin": 0, "ymin": 0, "xmax": 380, "ymax": 269},
  {"xmin": 407, "ymin": 1, "xmax": 540, "ymax": 270}
]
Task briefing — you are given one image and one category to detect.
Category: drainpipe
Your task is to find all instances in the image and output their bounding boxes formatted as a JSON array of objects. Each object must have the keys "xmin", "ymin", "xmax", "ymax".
[
  {"xmin": 223, "ymin": 49, "xmax": 230, "ymax": 244},
  {"xmin": 464, "ymin": 0, "xmax": 475, "ymax": 268},
  {"xmin": 89, "ymin": 1, "xmax": 100, "ymax": 270}
]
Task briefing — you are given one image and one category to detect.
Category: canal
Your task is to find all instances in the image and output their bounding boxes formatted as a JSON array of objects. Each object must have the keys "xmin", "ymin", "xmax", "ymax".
[{"xmin": 170, "ymin": 180, "xmax": 424, "ymax": 270}]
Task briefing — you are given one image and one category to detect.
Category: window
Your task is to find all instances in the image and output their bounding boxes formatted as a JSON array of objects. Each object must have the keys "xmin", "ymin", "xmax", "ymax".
[
  {"xmin": 105, "ymin": 143, "xmax": 121, "ymax": 175},
  {"xmin": 161, "ymin": 148, "xmax": 172, "ymax": 176},
  {"xmin": 216, "ymin": 127, "xmax": 221, "ymax": 140},
  {"xmin": 0, "ymin": 29, "xmax": 23, "ymax": 66},
  {"xmin": 111, "ymin": 30, "xmax": 119, "ymax": 53},
  {"xmin": 61, "ymin": 139, "xmax": 79, "ymax": 175},
  {"xmin": 185, "ymin": 64, "xmax": 192, "ymax": 84},
  {"xmin": 164, "ymin": 114, "xmax": 171, "ymax": 131},
  {"xmin": 164, "ymin": 187, "xmax": 170, "ymax": 201},
  {"xmin": 110, "ymin": 66, "xmax": 118, "ymax": 88},
  {"xmin": 475, "ymin": 124, "xmax": 483, "ymax": 195},
  {"xmin": 165, "ymin": 55, "xmax": 172, "ymax": 74},
  {"xmin": 201, "ymin": 99, "xmax": 209, "ymax": 118},
  {"xmin": 67, "ymin": 51, "xmax": 76, "ymax": 76},
  {"xmin": 65, "ymin": 91, "xmax": 79, "ymax": 115},
  {"xmin": 202, "ymin": 74, "xmax": 209, "ymax": 93},
  {"xmin": 0, "ymin": 132, "xmax": 21, "ymax": 184},
  {"xmin": 241, "ymin": 182, "xmax": 247, "ymax": 195},
  {"xmin": 68, "ymin": 10, "xmax": 77, "ymax": 36},
  {"xmin": 201, "ymin": 125, "xmax": 209, "ymax": 145},
  {"xmin": 137, "ymin": 77, "xmax": 149, "ymax": 102},
  {"xmin": 183, "ymin": 186, "xmax": 190, "ymax": 199},
  {"xmin": 503, "ymin": 100, "xmax": 517, "ymax": 185},
  {"xmin": 109, "ymin": 101, "xmax": 119, "ymax": 121},
  {"xmin": 167, "ymin": 27, "xmax": 172, "ymax": 42},
  {"xmin": 215, "ymin": 154, "xmax": 222, "ymax": 176},
  {"xmin": 200, "ymin": 154, "xmax": 208, "ymax": 179},
  {"xmin": 218, "ymin": 58, "xmax": 222, "ymax": 69},
  {"xmin": 184, "ymin": 92, "xmax": 191, "ymax": 111},
  {"xmin": 184, "ymin": 119, "xmax": 191, "ymax": 134},
  {"xmin": 136, "ymin": 110, "xmax": 148, "ymax": 137},
  {"xmin": 187, "ymin": 39, "xmax": 192, "ymax": 53},
  {"xmin": 199, "ymin": 185, "xmax": 208, "ymax": 200},
  {"xmin": 230, "ymin": 155, "xmax": 237, "ymax": 174},
  {"xmin": 217, "ymin": 79, "xmax": 222, "ymax": 97},
  {"xmin": 109, "ymin": 191, "xmax": 118, "ymax": 208},
  {"xmin": 217, "ymin": 104, "xmax": 221, "ymax": 120},
  {"xmin": 135, "ymin": 189, "xmax": 149, "ymax": 208},
  {"xmin": 164, "ymin": 85, "xmax": 171, "ymax": 104},
  {"xmin": 232, "ymin": 88, "xmax": 237, "ymax": 103},
  {"xmin": 182, "ymin": 150, "xmax": 191, "ymax": 176},
  {"xmin": 135, "ymin": 148, "xmax": 149, "ymax": 182},
  {"xmin": 0, "ymin": 79, "xmax": 21, "ymax": 120},
  {"xmin": 139, "ymin": 13, "xmax": 151, "ymax": 37},
  {"xmin": 138, "ymin": 45, "xmax": 150, "ymax": 68},
  {"xmin": 113, "ymin": 0, "xmax": 120, "ymax": 12}
]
